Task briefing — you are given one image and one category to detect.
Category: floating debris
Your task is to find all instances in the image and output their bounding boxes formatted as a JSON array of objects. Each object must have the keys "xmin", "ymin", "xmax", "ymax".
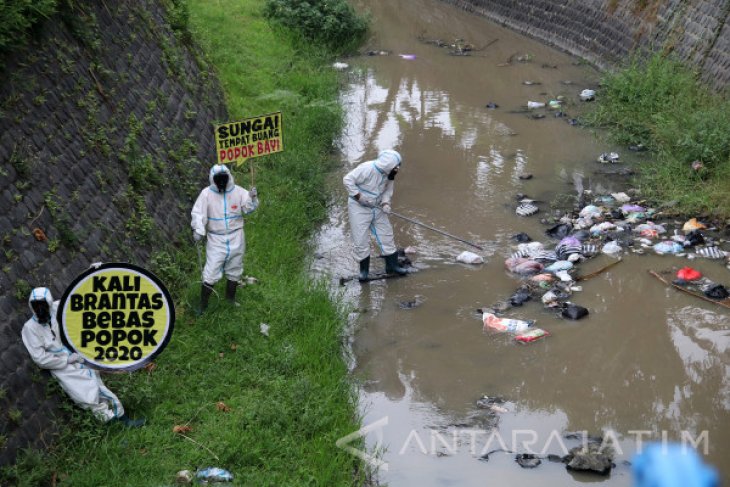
[
  {"xmin": 516, "ymin": 201, "xmax": 539, "ymax": 216},
  {"xmin": 597, "ymin": 152, "xmax": 620, "ymax": 164},
  {"xmin": 516, "ymin": 453, "xmax": 542, "ymax": 468},
  {"xmin": 579, "ymin": 89, "xmax": 596, "ymax": 101}
]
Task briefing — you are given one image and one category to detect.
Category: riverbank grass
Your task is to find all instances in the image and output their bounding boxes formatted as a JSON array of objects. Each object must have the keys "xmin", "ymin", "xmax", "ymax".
[
  {"xmin": 586, "ymin": 54, "xmax": 730, "ymax": 219},
  {"xmin": 1, "ymin": 1, "xmax": 364, "ymax": 485}
]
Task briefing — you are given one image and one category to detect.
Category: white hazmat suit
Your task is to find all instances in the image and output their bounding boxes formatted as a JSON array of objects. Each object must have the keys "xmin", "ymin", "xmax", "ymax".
[
  {"xmin": 343, "ymin": 150, "xmax": 406, "ymax": 279},
  {"xmin": 21, "ymin": 287, "xmax": 124, "ymax": 422},
  {"xmin": 191, "ymin": 164, "xmax": 258, "ymax": 285}
]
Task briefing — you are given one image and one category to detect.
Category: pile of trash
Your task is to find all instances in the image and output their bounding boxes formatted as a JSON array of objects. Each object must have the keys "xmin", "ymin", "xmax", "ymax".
[{"xmin": 481, "ymin": 188, "xmax": 729, "ymax": 342}]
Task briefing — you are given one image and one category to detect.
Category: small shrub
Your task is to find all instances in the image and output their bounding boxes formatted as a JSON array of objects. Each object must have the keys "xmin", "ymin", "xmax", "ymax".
[
  {"xmin": 126, "ymin": 195, "xmax": 154, "ymax": 243},
  {"xmin": 47, "ymin": 238, "xmax": 60, "ymax": 252},
  {"xmin": 149, "ymin": 247, "xmax": 195, "ymax": 298},
  {"xmin": 166, "ymin": 0, "xmax": 192, "ymax": 43},
  {"xmin": 586, "ymin": 53, "xmax": 730, "ymax": 217},
  {"xmin": 7, "ymin": 408, "xmax": 22, "ymax": 423},
  {"xmin": 14, "ymin": 279, "xmax": 32, "ymax": 302},
  {"xmin": 264, "ymin": 0, "xmax": 367, "ymax": 53}
]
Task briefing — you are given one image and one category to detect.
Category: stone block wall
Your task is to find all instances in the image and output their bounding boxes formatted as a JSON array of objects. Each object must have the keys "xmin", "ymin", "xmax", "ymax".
[
  {"xmin": 0, "ymin": 0, "xmax": 227, "ymax": 465},
  {"xmin": 439, "ymin": 0, "xmax": 730, "ymax": 90}
]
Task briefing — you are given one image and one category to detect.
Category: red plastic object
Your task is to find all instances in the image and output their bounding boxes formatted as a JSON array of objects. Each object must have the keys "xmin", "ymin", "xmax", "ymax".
[
  {"xmin": 515, "ymin": 328, "xmax": 550, "ymax": 343},
  {"xmin": 677, "ymin": 267, "xmax": 702, "ymax": 281}
]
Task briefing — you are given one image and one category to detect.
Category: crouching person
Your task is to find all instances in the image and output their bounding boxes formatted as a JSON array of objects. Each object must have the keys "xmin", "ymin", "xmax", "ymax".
[{"xmin": 21, "ymin": 287, "xmax": 144, "ymax": 428}]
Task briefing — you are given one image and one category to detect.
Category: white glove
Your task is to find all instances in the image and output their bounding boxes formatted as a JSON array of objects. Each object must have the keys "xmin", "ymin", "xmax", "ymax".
[
  {"xmin": 381, "ymin": 203, "xmax": 391, "ymax": 214},
  {"xmin": 249, "ymin": 187, "xmax": 258, "ymax": 199},
  {"xmin": 193, "ymin": 232, "xmax": 204, "ymax": 242},
  {"xmin": 67, "ymin": 353, "xmax": 84, "ymax": 364}
]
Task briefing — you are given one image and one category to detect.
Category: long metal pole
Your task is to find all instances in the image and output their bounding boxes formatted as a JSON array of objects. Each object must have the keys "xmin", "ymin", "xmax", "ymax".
[{"xmin": 387, "ymin": 209, "xmax": 483, "ymax": 250}]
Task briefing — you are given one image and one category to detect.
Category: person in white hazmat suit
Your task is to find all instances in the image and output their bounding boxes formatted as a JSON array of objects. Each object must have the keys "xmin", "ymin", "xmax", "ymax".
[
  {"xmin": 21, "ymin": 287, "xmax": 144, "ymax": 427},
  {"xmin": 191, "ymin": 164, "xmax": 258, "ymax": 311},
  {"xmin": 343, "ymin": 149, "xmax": 408, "ymax": 281}
]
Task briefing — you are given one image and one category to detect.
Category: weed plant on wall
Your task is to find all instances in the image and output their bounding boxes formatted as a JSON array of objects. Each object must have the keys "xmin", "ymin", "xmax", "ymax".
[{"xmin": 0, "ymin": 0, "xmax": 57, "ymax": 55}]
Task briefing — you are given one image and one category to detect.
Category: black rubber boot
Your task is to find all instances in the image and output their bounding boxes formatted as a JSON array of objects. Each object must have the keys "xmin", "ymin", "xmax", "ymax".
[
  {"xmin": 384, "ymin": 252, "xmax": 407, "ymax": 275},
  {"xmin": 358, "ymin": 256, "xmax": 370, "ymax": 281},
  {"xmin": 226, "ymin": 279, "xmax": 239, "ymax": 305},
  {"xmin": 200, "ymin": 282, "xmax": 214, "ymax": 314}
]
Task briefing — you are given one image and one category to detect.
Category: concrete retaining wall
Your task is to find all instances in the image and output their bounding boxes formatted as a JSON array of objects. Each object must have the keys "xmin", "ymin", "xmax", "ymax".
[
  {"xmin": 439, "ymin": 0, "xmax": 730, "ymax": 90},
  {"xmin": 0, "ymin": 0, "xmax": 226, "ymax": 465}
]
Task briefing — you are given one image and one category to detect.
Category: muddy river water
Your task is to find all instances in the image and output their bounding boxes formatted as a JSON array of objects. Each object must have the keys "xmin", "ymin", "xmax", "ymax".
[{"xmin": 312, "ymin": 0, "xmax": 730, "ymax": 485}]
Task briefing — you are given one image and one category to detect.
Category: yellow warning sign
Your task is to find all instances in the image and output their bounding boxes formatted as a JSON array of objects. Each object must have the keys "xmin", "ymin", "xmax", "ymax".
[
  {"xmin": 58, "ymin": 263, "xmax": 175, "ymax": 371},
  {"xmin": 214, "ymin": 112, "xmax": 283, "ymax": 165}
]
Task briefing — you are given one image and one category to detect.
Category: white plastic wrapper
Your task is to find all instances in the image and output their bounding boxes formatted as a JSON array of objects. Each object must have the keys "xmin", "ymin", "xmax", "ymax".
[
  {"xmin": 602, "ymin": 241, "xmax": 622, "ymax": 255},
  {"xmin": 456, "ymin": 251, "xmax": 484, "ymax": 264}
]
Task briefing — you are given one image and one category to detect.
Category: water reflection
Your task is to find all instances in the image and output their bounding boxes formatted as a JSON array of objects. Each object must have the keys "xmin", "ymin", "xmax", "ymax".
[{"xmin": 315, "ymin": 0, "xmax": 729, "ymax": 484}]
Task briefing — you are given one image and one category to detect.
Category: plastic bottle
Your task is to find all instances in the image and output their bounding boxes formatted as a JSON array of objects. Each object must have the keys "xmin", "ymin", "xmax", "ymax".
[{"xmin": 196, "ymin": 467, "xmax": 234, "ymax": 483}]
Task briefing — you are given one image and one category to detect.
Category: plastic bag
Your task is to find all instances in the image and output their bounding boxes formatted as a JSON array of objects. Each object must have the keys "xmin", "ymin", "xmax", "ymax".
[
  {"xmin": 561, "ymin": 303, "xmax": 588, "ymax": 320},
  {"xmin": 512, "ymin": 232, "xmax": 532, "ymax": 243},
  {"xmin": 579, "ymin": 205, "xmax": 602, "ymax": 218},
  {"xmin": 517, "ymin": 242, "xmax": 544, "ymax": 256},
  {"xmin": 682, "ymin": 218, "xmax": 706, "ymax": 233},
  {"xmin": 510, "ymin": 288, "xmax": 532, "ymax": 306},
  {"xmin": 685, "ymin": 230, "xmax": 705, "ymax": 246},
  {"xmin": 621, "ymin": 204, "xmax": 646, "ymax": 213},
  {"xmin": 611, "ymin": 192, "xmax": 631, "ymax": 203},
  {"xmin": 601, "ymin": 241, "xmax": 622, "ymax": 255},
  {"xmin": 505, "ymin": 257, "xmax": 544, "ymax": 274},
  {"xmin": 653, "ymin": 241, "xmax": 683, "ymax": 255},
  {"xmin": 590, "ymin": 222, "xmax": 616, "ymax": 235},
  {"xmin": 515, "ymin": 328, "xmax": 550, "ymax": 343},
  {"xmin": 677, "ymin": 267, "xmax": 702, "ymax": 281},
  {"xmin": 527, "ymin": 101, "xmax": 545, "ymax": 109},
  {"xmin": 579, "ymin": 89, "xmax": 595, "ymax": 101},
  {"xmin": 482, "ymin": 312, "xmax": 534, "ymax": 333},
  {"xmin": 542, "ymin": 290, "xmax": 559, "ymax": 305},
  {"xmin": 556, "ymin": 237, "xmax": 582, "ymax": 259},
  {"xmin": 516, "ymin": 202, "xmax": 539, "ymax": 216},
  {"xmin": 545, "ymin": 260, "xmax": 574, "ymax": 272},
  {"xmin": 696, "ymin": 246, "xmax": 725, "ymax": 259},
  {"xmin": 555, "ymin": 270, "xmax": 573, "ymax": 282},
  {"xmin": 597, "ymin": 152, "xmax": 619, "ymax": 163},
  {"xmin": 457, "ymin": 251, "xmax": 484, "ymax": 264},
  {"xmin": 704, "ymin": 284, "xmax": 729, "ymax": 300},
  {"xmin": 545, "ymin": 223, "xmax": 572, "ymax": 239}
]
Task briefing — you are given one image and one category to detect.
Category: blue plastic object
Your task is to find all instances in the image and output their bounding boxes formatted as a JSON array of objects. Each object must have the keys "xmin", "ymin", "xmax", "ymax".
[
  {"xmin": 632, "ymin": 443, "xmax": 718, "ymax": 487},
  {"xmin": 195, "ymin": 467, "xmax": 234, "ymax": 483}
]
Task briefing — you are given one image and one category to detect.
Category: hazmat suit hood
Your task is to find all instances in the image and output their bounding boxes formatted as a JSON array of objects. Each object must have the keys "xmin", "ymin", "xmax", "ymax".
[
  {"xmin": 373, "ymin": 150, "xmax": 402, "ymax": 174},
  {"xmin": 28, "ymin": 287, "xmax": 53, "ymax": 324},
  {"xmin": 209, "ymin": 164, "xmax": 235, "ymax": 193}
]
